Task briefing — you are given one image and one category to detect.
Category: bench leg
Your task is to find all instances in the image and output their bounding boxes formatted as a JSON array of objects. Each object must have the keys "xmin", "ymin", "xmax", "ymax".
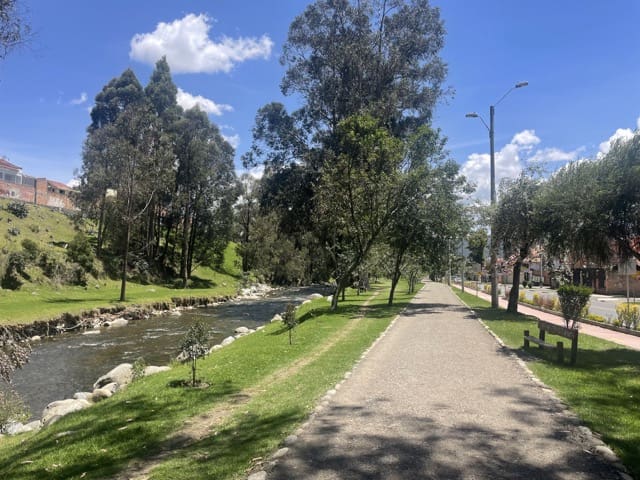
[
  {"xmin": 556, "ymin": 341, "xmax": 564, "ymax": 363},
  {"xmin": 524, "ymin": 330, "xmax": 529, "ymax": 348},
  {"xmin": 539, "ymin": 329, "xmax": 546, "ymax": 348}
]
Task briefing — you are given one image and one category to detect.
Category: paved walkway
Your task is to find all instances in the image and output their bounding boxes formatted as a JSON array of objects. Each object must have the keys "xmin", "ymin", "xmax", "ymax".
[
  {"xmin": 266, "ymin": 282, "xmax": 621, "ymax": 479},
  {"xmin": 466, "ymin": 286, "xmax": 640, "ymax": 351}
]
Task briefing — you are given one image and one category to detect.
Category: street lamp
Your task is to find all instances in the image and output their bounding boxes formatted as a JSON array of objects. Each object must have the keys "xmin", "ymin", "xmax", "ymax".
[{"xmin": 466, "ymin": 81, "xmax": 528, "ymax": 308}]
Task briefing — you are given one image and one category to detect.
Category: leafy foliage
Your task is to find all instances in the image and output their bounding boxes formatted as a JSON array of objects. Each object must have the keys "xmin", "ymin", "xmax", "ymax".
[
  {"xmin": 0, "ymin": 0, "xmax": 31, "ymax": 60},
  {"xmin": 281, "ymin": 303, "xmax": 298, "ymax": 345},
  {"xmin": 557, "ymin": 284, "xmax": 592, "ymax": 329},
  {"xmin": 0, "ymin": 386, "xmax": 29, "ymax": 432},
  {"xmin": 616, "ymin": 303, "xmax": 640, "ymax": 330},
  {"xmin": 0, "ymin": 326, "xmax": 31, "ymax": 384},
  {"xmin": 1, "ymin": 252, "xmax": 27, "ymax": 290},
  {"xmin": 6, "ymin": 201, "xmax": 28, "ymax": 218},
  {"xmin": 179, "ymin": 321, "xmax": 210, "ymax": 386}
]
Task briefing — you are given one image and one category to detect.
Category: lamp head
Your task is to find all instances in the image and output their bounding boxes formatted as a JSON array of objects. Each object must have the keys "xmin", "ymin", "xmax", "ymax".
[
  {"xmin": 515, "ymin": 81, "xmax": 529, "ymax": 88},
  {"xmin": 465, "ymin": 112, "xmax": 479, "ymax": 118}
]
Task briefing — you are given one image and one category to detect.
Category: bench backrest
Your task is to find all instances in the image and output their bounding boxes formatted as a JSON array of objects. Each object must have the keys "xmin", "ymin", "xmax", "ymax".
[{"xmin": 538, "ymin": 320, "xmax": 578, "ymax": 339}]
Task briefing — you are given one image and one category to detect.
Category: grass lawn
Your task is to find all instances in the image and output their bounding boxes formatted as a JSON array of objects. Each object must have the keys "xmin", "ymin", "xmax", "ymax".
[
  {"xmin": 0, "ymin": 281, "xmax": 418, "ymax": 480},
  {"xmin": 0, "ymin": 243, "xmax": 242, "ymax": 325},
  {"xmin": 454, "ymin": 287, "xmax": 640, "ymax": 479}
]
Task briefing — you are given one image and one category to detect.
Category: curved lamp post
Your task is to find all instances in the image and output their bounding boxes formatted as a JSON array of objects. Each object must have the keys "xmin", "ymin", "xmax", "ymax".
[{"xmin": 466, "ymin": 81, "xmax": 528, "ymax": 308}]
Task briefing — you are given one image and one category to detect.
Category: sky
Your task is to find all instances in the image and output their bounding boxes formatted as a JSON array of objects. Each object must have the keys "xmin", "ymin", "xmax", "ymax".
[{"xmin": 0, "ymin": 0, "xmax": 638, "ymax": 202}]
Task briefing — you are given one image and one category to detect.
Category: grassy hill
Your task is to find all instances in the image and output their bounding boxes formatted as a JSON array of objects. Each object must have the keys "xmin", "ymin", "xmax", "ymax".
[{"xmin": 0, "ymin": 199, "xmax": 242, "ymax": 325}]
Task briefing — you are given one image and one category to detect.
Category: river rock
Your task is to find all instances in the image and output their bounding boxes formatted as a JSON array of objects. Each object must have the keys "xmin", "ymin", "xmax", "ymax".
[
  {"xmin": 5, "ymin": 422, "xmax": 29, "ymax": 435},
  {"xmin": 93, "ymin": 363, "xmax": 133, "ymax": 390},
  {"xmin": 310, "ymin": 293, "xmax": 323, "ymax": 299},
  {"xmin": 209, "ymin": 344, "xmax": 223, "ymax": 353},
  {"xmin": 81, "ymin": 329, "xmax": 101, "ymax": 335},
  {"xmin": 271, "ymin": 314, "xmax": 283, "ymax": 323},
  {"xmin": 221, "ymin": 336, "xmax": 235, "ymax": 346},
  {"xmin": 25, "ymin": 420, "xmax": 42, "ymax": 432},
  {"xmin": 91, "ymin": 386, "xmax": 115, "ymax": 402},
  {"xmin": 104, "ymin": 318, "xmax": 128, "ymax": 327},
  {"xmin": 143, "ymin": 366, "xmax": 170, "ymax": 376},
  {"xmin": 42, "ymin": 399, "xmax": 91, "ymax": 426},
  {"xmin": 73, "ymin": 392, "xmax": 93, "ymax": 401},
  {"xmin": 30, "ymin": 335, "xmax": 41, "ymax": 342},
  {"xmin": 326, "ymin": 295, "xmax": 333, "ymax": 302},
  {"xmin": 302, "ymin": 299, "xmax": 312, "ymax": 305},
  {"xmin": 234, "ymin": 326, "xmax": 250, "ymax": 335}
]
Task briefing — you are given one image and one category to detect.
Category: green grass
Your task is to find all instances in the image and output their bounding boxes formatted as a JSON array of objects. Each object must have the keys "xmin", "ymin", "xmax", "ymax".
[
  {"xmin": 0, "ymin": 281, "xmax": 418, "ymax": 480},
  {"xmin": 454, "ymin": 287, "xmax": 640, "ymax": 479}
]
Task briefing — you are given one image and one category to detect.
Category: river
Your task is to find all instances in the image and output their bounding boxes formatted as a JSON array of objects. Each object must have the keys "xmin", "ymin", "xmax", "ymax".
[{"xmin": 10, "ymin": 286, "xmax": 330, "ymax": 420}]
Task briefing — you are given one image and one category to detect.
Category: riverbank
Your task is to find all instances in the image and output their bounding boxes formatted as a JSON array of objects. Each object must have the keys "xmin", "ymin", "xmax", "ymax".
[{"xmin": 0, "ymin": 281, "xmax": 417, "ymax": 480}]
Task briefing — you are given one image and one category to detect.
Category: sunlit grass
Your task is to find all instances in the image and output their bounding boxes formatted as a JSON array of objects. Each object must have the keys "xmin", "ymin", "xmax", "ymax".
[{"xmin": 0, "ymin": 281, "xmax": 419, "ymax": 480}]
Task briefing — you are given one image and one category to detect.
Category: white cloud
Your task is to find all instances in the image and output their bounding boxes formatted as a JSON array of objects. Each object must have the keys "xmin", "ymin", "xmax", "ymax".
[
  {"xmin": 67, "ymin": 178, "xmax": 80, "ymax": 188},
  {"xmin": 129, "ymin": 13, "xmax": 273, "ymax": 74},
  {"xmin": 511, "ymin": 129, "xmax": 540, "ymax": 147},
  {"xmin": 528, "ymin": 147, "xmax": 581, "ymax": 164},
  {"xmin": 222, "ymin": 133, "xmax": 240, "ymax": 149},
  {"xmin": 70, "ymin": 92, "xmax": 88, "ymax": 105},
  {"xmin": 598, "ymin": 127, "xmax": 635, "ymax": 156},
  {"xmin": 461, "ymin": 130, "xmax": 532, "ymax": 202},
  {"xmin": 176, "ymin": 87, "xmax": 232, "ymax": 116},
  {"xmin": 247, "ymin": 164, "xmax": 264, "ymax": 180}
]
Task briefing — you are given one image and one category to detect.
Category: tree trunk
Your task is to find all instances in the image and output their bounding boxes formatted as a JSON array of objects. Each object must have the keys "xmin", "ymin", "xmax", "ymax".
[
  {"xmin": 388, "ymin": 248, "xmax": 404, "ymax": 306},
  {"xmin": 97, "ymin": 192, "xmax": 107, "ymax": 257},
  {"xmin": 180, "ymin": 209, "xmax": 191, "ymax": 288},
  {"xmin": 119, "ymin": 220, "xmax": 131, "ymax": 302},
  {"xmin": 508, "ymin": 259, "xmax": 522, "ymax": 313}
]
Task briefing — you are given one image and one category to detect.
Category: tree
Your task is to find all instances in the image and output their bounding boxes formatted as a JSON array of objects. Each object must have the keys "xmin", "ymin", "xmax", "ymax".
[
  {"xmin": 316, "ymin": 114, "xmax": 405, "ymax": 309},
  {"xmin": 467, "ymin": 229, "xmax": 488, "ymax": 267},
  {"xmin": 179, "ymin": 321, "xmax": 209, "ymax": 387},
  {"xmin": 81, "ymin": 69, "xmax": 145, "ymax": 256},
  {"xmin": 0, "ymin": 0, "xmax": 31, "ymax": 60},
  {"xmin": 281, "ymin": 304, "xmax": 298, "ymax": 345},
  {"xmin": 493, "ymin": 172, "xmax": 543, "ymax": 313}
]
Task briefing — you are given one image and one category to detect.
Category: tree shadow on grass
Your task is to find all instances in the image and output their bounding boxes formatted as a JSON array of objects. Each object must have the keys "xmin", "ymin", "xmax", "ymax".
[{"xmin": 0, "ymin": 379, "xmax": 240, "ymax": 480}]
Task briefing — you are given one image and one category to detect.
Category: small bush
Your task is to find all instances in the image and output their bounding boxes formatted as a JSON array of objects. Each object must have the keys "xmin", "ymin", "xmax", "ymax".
[
  {"xmin": 541, "ymin": 295, "xmax": 555, "ymax": 310},
  {"xmin": 532, "ymin": 293, "xmax": 543, "ymax": 307},
  {"xmin": 179, "ymin": 321, "xmax": 209, "ymax": 387},
  {"xmin": 1, "ymin": 252, "xmax": 28, "ymax": 290},
  {"xmin": 6, "ymin": 201, "xmax": 28, "ymax": 219},
  {"xmin": 0, "ymin": 387, "xmax": 29, "ymax": 432},
  {"xmin": 67, "ymin": 232, "xmax": 95, "ymax": 274},
  {"xmin": 518, "ymin": 291, "xmax": 526, "ymax": 302},
  {"xmin": 615, "ymin": 303, "xmax": 640, "ymax": 330},
  {"xmin": 483, "ymin": 284, "xmax": 492, "ymax": 294},
  {"xmin": 28, "ymin": 224, "xmax": 39, "ymax": 233},
  {"xmin": 282, "ymin": 303, "xmax": 298, "ymax": 345},
  {"xmin": 132, "ymin": 357, "xmax": 147, "ymax": 382},
  {"xmin": 586, "ymin": 313, "xmax": 606, "ymax": 323},
  {"xmin": 7, "ymin": 227, "xmax": 20, "ymax": 236},
  {"xmin": 20, "ymin": 239, "xmax": 39, "ymax": 262},
  {"xmin": 557, "ymin": 284, "xmax": 592, "ymax": 329}
]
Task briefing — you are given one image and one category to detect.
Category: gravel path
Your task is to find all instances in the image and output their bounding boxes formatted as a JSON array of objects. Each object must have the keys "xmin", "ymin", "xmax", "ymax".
[{"xmin": 264, "ymin": 282, "xmax": 622, "ymax": 480}]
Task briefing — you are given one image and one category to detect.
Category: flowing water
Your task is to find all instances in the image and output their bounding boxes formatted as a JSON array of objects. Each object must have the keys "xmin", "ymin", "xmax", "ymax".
[{"xmin": 10, "ymin": 286, "xmax": 330, "ymax": 420}]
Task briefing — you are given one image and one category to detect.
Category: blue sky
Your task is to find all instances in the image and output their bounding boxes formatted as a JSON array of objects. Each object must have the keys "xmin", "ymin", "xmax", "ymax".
[{"xmin": 0, "ymin": 1, "xmax": 638, "ymax": 201}]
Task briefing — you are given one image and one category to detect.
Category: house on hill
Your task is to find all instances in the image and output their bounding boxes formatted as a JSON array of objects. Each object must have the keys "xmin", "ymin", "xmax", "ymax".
[{"xmin": 0, "ymin": 156, "xmax": 76, "ymax": 210}]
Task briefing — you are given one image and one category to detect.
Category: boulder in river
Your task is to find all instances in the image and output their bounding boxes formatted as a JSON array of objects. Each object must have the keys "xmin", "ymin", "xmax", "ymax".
[
  {"xmin": 309, "ymin": 293, "xmax": 323, "ymax": 299},
  {"xmin": 73, "ymin": 392, "xmax": 93, "ymax": 401},
  {"xmin": 234, "ymin": 326, "xmax": 250, "ymax": 335},
  {"xmin": 42, "ymin": 398, "xmax": 92, "ymax": 426},
  {"xmin": 271, "ymin": 314, "xmax": 283, "ymax": 323},
  {"xmin": 93, "ymin": 363, "xmax": 133, "ymax": 390},
  {"xmin": 104, "ymin": 318, "xmax": 128, "ymax": 327}
]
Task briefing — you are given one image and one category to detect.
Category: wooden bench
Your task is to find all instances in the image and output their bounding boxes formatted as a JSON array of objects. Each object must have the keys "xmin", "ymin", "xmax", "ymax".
[{"xmin": 523, "ymin": 319, "xmax": 579, "ymax": 365}]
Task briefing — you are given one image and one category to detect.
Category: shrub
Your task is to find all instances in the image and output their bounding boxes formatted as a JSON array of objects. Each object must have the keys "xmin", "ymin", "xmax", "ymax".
[
  {"xmin": 179, "ymin": 321, "xmax": 209, "ymax": 387},
  {"xmin": 0, "ymin": 387, "xmax": 29, "ymax": 433},
  {"xmin": 7, "ymin": 226, "xmax": 20, "ymax": 236},
  {"xmin": 532, "ymin": 293, "xmax": 543, "ymax": 307},
  {"xmin": 66, "ymin": 232, "xmax": 95, "ymax": 274},
  {"xmin": 6, "ymin": 201, "xmax": 28, "ymax": 219},
  {"xmin": 557, "ymin": 284, "xmax": 592, "ymax": 329},
  {"xmin": 541, "ymin": 295, "xmax": 555, "ymax": 310},
  {"xmin": 518, "ymin": 291, "xmax": 526, "ymax": 302},
  {"xmin": 1, "ymin": 252, "xmax": 28, "ymax": 290},
  {"xmin": 132, "ymin": 357, "xmax": 147, "ymax": 382},
  {"xmin": 615, "ymin": 303, "xmax": 640, "ymax": 330},
  {"xmin": 483, "ymin": 284, "xmax": 492, "ymax": 294},
  {"xmin": 20, "ymin": 238, "xmax": 39, "ymax": 262},
  {"xmin": 586, "ymin": 313, "xmax": 606, "ymax": 323},
  {"xmin": 282, "ymin": 303, "xmax": 298, "ymax": 345}
]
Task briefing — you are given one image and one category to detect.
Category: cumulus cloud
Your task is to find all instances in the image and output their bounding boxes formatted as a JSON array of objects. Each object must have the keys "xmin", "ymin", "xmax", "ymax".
[
  {"xmin": 130, "ymin": 13, "xmax": 273, "ymax": 74},
  {"xmin": 67, "ymin": 178, "xmax": 80, "ymax": 188},
  {"xmin": 597, "ymin": 115, "xmax": 640, "ymax": 156},
  {"xmin": 70, "ymin": 92, "xmax": 88, "ymax": 105},
  {"xmin": 461, "ymin": 130, "xmax": 537, "ymax": 202},
  {"xmin": 528, "ymin": 147, "xmax": 582, "ymax": 164},
  {"xmin": 222, "ymin": 133, "xmax": 240, "ymax": 149},
  {"xmin": 176, "ymin": 88, "xmax": 233, "ymax": 115}
]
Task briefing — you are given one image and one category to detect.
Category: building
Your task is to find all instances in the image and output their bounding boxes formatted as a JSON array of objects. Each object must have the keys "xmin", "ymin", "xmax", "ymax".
[{"xmin": 0, "ymin": 157, "xmax": 76, "ymax": 210}]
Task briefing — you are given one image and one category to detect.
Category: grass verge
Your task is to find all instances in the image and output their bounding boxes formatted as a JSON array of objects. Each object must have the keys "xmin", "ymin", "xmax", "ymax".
[
  {"xmin": 0, "ymin": 281, "xmax": 418, "ymax": 480},
  {"xmin": 453, "ymin": 287, "xmax": 640, "ymax": 479},
  {"xmin": 0, "ymin": 243, "xmax": 242, "ymax": 325}
]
